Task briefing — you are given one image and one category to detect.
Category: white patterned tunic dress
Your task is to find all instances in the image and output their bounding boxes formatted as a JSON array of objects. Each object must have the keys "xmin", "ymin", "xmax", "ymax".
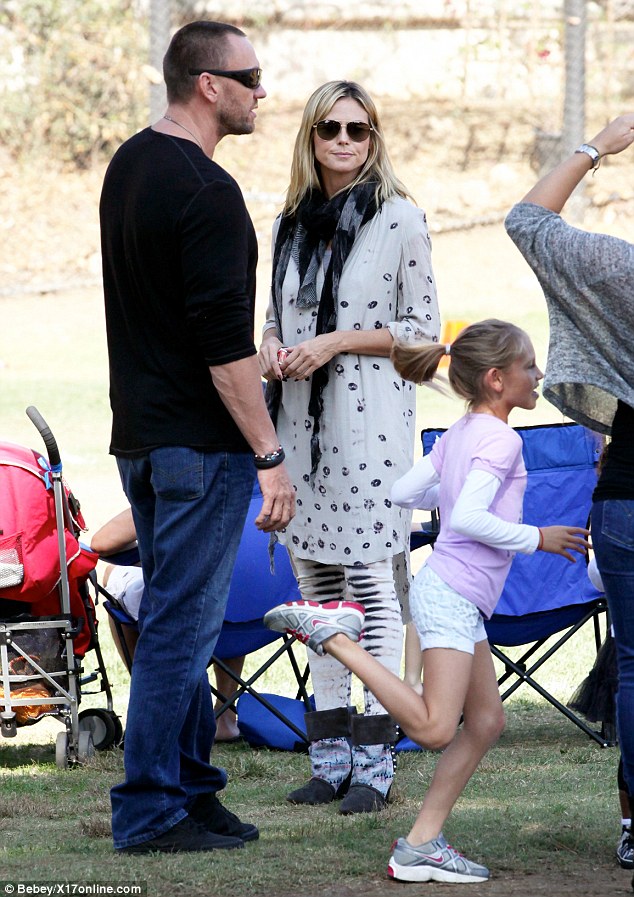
[{"xmin": 264, "ymin": 195, "xmax": 441, "ymax": 568}]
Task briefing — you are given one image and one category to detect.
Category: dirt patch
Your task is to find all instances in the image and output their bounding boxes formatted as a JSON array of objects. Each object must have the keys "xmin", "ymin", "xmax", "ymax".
[{"xmin": 295, "ymin": 863, "xmax": 630, "ymax": 896}]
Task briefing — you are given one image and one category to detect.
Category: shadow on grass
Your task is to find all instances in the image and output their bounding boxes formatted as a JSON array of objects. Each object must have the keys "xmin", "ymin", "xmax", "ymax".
[{"xmin": 0, "ymin": 741, "xmax": 56, "ymax": 769}]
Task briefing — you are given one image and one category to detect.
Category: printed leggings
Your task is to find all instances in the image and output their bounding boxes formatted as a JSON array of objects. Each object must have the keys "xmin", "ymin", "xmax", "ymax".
[{"xmin": 289, "ymin": 554, "xmax": 404, "ymax": 714}]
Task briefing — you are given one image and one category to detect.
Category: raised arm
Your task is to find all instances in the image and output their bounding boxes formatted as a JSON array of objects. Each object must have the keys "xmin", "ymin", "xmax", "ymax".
[{"xmin": 521, "ymin": 113, "xmax": 634, "ymax": 213}]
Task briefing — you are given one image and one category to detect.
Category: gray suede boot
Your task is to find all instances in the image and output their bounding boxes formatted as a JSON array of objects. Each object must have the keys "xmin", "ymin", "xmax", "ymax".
[
  {"xmin": 339, "ymin": 713, "xmax": 398, "ymax": 815},
  {"xmin": 286, "ymin": 707, "xmax": 354, "ymax": 805}
]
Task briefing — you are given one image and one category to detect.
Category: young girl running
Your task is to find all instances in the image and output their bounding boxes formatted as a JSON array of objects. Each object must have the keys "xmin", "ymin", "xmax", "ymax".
[{"xmin": 264, "ymin": 319, "xmax": 589, "ymax": 884}]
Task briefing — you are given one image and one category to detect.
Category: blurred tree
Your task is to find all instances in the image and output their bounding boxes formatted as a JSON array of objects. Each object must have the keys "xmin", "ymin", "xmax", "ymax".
[{"xmin": 0, "ymin": 0, "xmax": 148, "ymax": 166}]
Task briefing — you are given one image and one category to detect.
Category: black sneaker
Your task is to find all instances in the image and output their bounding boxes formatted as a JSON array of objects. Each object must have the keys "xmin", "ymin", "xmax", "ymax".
[
  {"xmin": 186, "ymin": 793, "xmax": 259, "ymax": 843},
  {"xmin": 116, "ymin": 815, "xmax": 244, "ymax": 854}
]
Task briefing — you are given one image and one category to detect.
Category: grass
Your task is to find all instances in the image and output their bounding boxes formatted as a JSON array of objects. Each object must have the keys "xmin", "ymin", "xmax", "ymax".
[
  {"xmin": 0, "ymin": 701, "xmax": 618, "ymax": 895},
  {"xmin": 0, "ymin": 591, "xmax": 617, "ymax": 894}
]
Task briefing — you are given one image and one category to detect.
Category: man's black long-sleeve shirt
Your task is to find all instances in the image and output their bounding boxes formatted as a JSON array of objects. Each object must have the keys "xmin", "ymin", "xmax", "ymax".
[{"xmin": 100, "ymin": 128, "xmax": 258, "ymax": 456}]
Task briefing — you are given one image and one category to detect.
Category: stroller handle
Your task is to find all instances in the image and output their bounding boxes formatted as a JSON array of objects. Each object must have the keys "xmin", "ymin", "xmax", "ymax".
[{"xmin": 26, "ymin": 406, "xmax": 61, "ymax": 469}]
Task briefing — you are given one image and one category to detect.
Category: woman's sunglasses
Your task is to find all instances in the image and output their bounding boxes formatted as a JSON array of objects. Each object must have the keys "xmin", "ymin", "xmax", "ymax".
[
  {"xmin": 188, "ymin": 67, "xmax": 262, "ymax": 89},
  {"xmin": 312, "ymin": 120, "xmax": 374, "ymax": 143}
]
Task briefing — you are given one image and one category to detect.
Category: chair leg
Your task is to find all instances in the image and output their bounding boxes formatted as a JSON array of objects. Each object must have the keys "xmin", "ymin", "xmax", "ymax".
[{"xmin": 490, "ymin": 642, "xmax": 614, "ymax": 747}]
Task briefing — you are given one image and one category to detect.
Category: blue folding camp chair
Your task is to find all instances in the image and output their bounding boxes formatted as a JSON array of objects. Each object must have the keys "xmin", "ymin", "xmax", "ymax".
[
  {"xmin": 416, "ymin": 421, "xmax": 613, "ymax": 748},
  {"xmin": 209, "ymin": 487, "xmax": 312, "ymax": 749},
  {"xmin": 95, "ymin": 481, "xmax": 311, "ymax": 750}
]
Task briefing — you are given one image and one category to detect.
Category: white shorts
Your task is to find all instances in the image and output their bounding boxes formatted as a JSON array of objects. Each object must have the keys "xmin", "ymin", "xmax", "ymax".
[
  {"xmin": 410, "ymin": 565, "xmax": 487, "ymax": 655},
  {"xmin": 105, "ymin": 566, "xmax": 144, "ymax": 621}
]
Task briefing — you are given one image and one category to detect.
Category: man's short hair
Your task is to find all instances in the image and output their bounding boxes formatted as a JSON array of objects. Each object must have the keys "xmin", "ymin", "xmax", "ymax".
[{"xmin": 163, "ymin": 21, "xmax": 246, "ymax": 104}]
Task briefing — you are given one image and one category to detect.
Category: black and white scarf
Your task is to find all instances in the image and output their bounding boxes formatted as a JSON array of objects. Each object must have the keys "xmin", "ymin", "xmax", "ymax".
[{"xmin": 266, "ymin": 182, "xmax": 379, "ymax": 477}]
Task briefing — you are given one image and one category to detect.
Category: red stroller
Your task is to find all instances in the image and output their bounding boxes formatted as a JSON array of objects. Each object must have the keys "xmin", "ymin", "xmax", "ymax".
[{"xmin": 0, "ymin": 407, "xmax": 120, "ymax": 766}]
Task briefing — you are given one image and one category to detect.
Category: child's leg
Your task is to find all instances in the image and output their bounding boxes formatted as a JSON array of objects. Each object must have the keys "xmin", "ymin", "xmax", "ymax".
[
  {"xmin": 325, "ymin": 635, "xmax": 471, "ymax": 754},
  {"xmin": 324, "ymin": 633, "xmax": 503, "ymax": 837},
  {"xmin": 406, "ymin": 638, "xmax": 504, "ymax": 845},
  {"xmin": 404, "ymin": 620, "xmax": 423, "ymax": 695},
  {"xmin": 289, "ymin": 556, "xmax": 352, "ymax": 712},
  {"xmin": 263, "ymin": 575, "xmax": 502, "ymax": 878}
]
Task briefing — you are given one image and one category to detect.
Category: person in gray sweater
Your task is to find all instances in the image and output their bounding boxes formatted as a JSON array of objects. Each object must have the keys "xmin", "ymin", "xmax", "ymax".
[{"xmin": 505, "ymin": 114, "xmax": 634, "ymax": 889}]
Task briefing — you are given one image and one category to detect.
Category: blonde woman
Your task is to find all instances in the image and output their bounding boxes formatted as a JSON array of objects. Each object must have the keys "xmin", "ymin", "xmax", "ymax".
[{"xmin": 258, "ymin": 81, "xmax": 440, "ymax": 814}]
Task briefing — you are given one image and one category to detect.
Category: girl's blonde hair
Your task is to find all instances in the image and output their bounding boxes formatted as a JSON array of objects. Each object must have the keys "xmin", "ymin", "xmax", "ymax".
[
  {"xmin": 283, "ymin": 80, "xmax": 413, "ymax": 215},
  {"xmin": 392, "ymin": 319, "xmax": 532, "ymax": 409}
]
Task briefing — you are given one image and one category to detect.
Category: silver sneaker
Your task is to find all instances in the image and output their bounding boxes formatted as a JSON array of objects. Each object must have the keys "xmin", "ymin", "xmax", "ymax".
[
  {"xmin": 617, "ymin": 827, "xmax": 634, "ymax": 869},
  {"xmin": 263, "ymin": 600, "xmax": 365, "ymax": 655},
  {"xmin": 388, "ymin": 834, "xmax": 490, "ymax": 884}
]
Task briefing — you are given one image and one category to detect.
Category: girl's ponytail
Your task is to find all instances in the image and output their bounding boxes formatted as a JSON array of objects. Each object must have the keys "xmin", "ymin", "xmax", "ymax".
[{"xmin": 391, "ymin": 340, "xmax": 448, "ymax": 385}]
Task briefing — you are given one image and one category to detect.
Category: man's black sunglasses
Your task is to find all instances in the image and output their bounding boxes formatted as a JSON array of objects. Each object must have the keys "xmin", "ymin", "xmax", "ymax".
[{"xmin": 188, "ymin": 67, "xmax": 262, "ymax": 89}]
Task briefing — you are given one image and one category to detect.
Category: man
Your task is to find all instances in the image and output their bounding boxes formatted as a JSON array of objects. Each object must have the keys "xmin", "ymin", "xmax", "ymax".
[{"xmin": 99, "ymin": 21, "xmax": 294, "ymax": 855}]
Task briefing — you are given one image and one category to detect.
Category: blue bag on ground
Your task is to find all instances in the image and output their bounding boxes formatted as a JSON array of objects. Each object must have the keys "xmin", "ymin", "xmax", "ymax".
[{"xmin": 237, "ymin": 692, "xmax": 314, "ymax": 752}]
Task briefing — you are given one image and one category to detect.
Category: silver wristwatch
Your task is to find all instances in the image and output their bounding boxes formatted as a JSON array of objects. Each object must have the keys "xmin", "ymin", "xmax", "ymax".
[{"xmin": 575, "ymin": 143, "xmax": 601, "ymax": 170}]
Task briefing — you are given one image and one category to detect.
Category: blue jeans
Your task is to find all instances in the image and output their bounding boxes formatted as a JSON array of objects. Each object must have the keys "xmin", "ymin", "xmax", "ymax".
[
  {"xmin": 111, "ymin": 447, "xmax": 255, "ymax": 849},
  {"xmin": 591, "ymin": 500, "xmax": 634, "ymax": 796}
]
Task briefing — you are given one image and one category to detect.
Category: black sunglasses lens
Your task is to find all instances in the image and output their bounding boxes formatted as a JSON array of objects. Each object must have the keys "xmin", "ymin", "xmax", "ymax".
[
  {"xmin": 227, "ymin": 69, "xmax": 260, "ymax": 88},
  {"xmin": 244, "ymin": 68, "xmax": 261, "ymax": 88},
  {"xmin": 316, "ymin": 121, "xmax": 340, "ymax": 140},
  {"xmin": 347, "ymin": 122, "xmax": 371, "ymax": 142}
]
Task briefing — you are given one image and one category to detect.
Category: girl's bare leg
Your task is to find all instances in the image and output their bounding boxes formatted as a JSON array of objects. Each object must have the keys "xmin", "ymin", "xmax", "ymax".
[
  {"xmin": 407, "ymin": 639, "xmax": 504, "ymax": 844},
  {"xmin": 325, "ymin": 636, "xmax": 472, "ymax": 754},
  {"xmin": 403, "ymin": 621, "xmax": 424, "ymax": 695},
  {"xmin": 324, "ymin": 634, "xmax": 504, "ymax": 844}
]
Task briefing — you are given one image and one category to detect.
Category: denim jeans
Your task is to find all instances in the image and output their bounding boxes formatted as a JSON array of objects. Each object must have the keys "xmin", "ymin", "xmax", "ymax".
[
  {"xmin": 111, "ymin": 447, "xmax": 255, "ymax": 849},
  {"xmin": 591, "ymin": 500, "xmax": 634, "ymax": 795}
]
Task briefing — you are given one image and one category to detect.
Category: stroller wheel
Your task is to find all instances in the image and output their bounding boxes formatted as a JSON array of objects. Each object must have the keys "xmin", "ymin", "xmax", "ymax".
[
  {"xmin": 55, "ymin": 731, "xmax": 69, "ymax": 769},
  {"xmin": 108, "ymin": 711, "xmax": 124, "ymax": 746},
  {"xmin": 77, "ymin": 730, "xmax": 95, "ymax": 763},
  {"xmin": 78, "ymin": 708, "xmax": 122, "ymax": 751}
]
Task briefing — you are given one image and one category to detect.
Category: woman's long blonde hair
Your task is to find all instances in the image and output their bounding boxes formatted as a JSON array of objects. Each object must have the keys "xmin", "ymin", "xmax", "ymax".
[
  {"xmin": 283, "ymin": 80, "xmax": 413, "ymax": 215},
  {"xmin": 392, "ymin": 319, "xmax": 532, "ymax": 410}
]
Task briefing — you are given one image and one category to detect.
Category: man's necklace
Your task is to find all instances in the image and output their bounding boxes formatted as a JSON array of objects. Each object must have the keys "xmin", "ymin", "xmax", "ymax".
[{"xmin": 163, "ymin": 114, "xmax": 203, "ymax": 151}]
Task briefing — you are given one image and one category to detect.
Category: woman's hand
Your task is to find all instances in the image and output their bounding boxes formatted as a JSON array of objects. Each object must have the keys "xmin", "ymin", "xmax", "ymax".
[
  {"xmin": 258, "ymin": 332, "xmax": 283, "ymax": 381},
  {"xmin": 281, "ymin": 333, "xmax": 341, "ymax": 380},
  {"xmin": 590, "ymin": 113, "xmax": 634, "ymax": 158},
  {"xmin": 279, "ymin": 328, "xmax": 393, "ymax": 380},
  {"xmin": 539, "ymin": 525, "xmax": 590, "ymax": 562}
]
